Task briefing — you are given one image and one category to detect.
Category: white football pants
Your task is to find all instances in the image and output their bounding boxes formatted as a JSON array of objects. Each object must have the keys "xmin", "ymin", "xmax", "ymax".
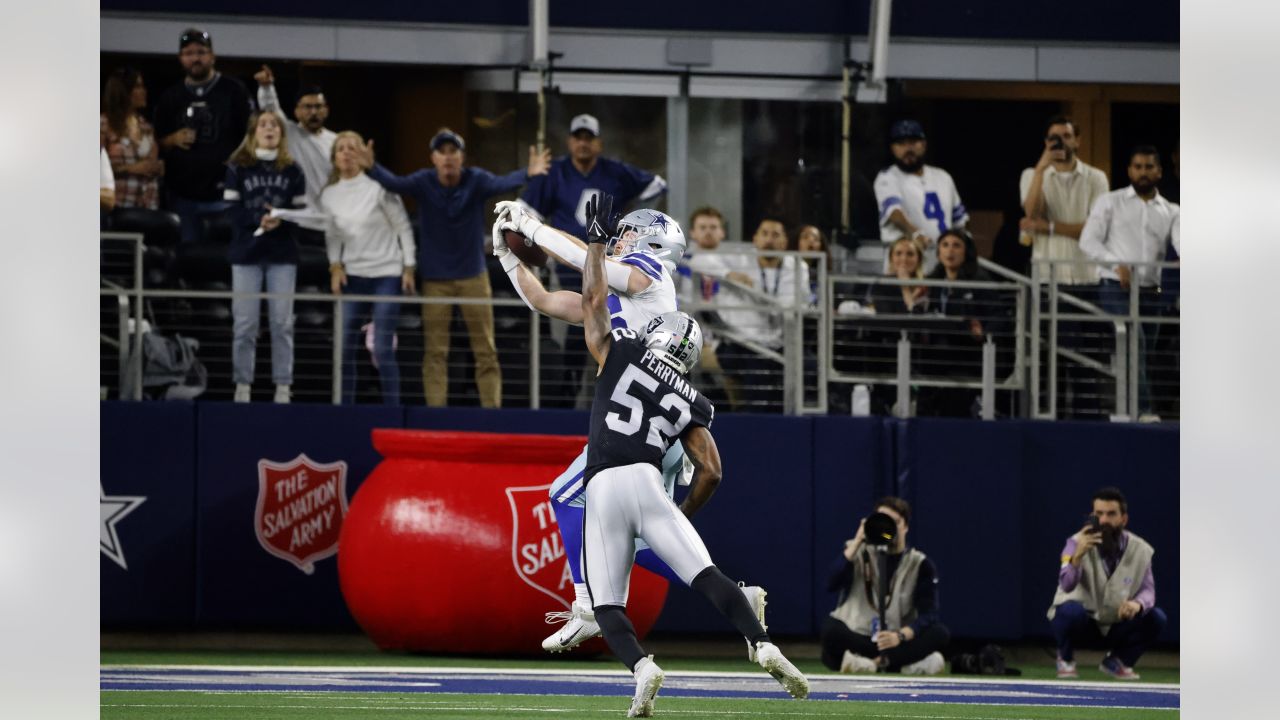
[{"xmin": 582, "ymin": 462, "xmax": 713, "ymax": 607}]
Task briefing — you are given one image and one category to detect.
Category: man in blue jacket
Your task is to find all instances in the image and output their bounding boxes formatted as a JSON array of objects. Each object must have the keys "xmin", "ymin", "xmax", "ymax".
[
  {"xmin": 518, "ymin": 114, "xmax": 666, "ymax": 406},
  {"xmin": 358, "ymin": 129, "xmax": 549, "ymax": 407}
]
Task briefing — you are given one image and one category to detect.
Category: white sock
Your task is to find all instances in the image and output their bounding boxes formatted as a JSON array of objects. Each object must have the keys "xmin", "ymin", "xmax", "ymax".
[{"xmin": 574, "ymin": 584, "xmax": 592, "ymax": 610}]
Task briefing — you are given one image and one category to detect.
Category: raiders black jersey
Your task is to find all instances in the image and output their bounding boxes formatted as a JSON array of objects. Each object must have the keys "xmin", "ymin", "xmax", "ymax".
[{"xmin": 584, "ymin": 329, "xmax": 715, "ymax": 483}]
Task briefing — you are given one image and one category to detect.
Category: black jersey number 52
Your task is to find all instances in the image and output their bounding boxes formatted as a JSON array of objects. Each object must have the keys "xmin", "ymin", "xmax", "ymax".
[{"xmin": 605, "ymin": 365, "xmax": 692, "ymax": 448}]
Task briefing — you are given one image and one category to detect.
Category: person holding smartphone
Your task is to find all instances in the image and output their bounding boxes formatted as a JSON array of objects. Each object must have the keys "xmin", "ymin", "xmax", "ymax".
[{"xmin": 1048, "ymin": 487, "xmax": 1167, "ymax": 680}]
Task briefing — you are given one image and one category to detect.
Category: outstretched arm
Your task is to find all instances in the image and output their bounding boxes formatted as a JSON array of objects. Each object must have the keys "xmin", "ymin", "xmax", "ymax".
[
  {"xmin": 582, "ymin": 194, "xmax": 616, "ymax": 366},
  {"xmin": 492, "ymin": 216, "xmax": 585, "ymax": 322},
  {"xmin": 678, "ymin": 425, "xmax": 722, "ymax": 520},
  {"xmin": 496, "ymin": 201, "xmax": 652, "ymax": 294}
]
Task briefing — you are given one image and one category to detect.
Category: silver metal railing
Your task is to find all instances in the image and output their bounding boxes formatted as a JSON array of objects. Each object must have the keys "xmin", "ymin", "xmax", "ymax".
[{"xmin": 98, "ymin": 233, "xmax": 1179, "ymax": 420}]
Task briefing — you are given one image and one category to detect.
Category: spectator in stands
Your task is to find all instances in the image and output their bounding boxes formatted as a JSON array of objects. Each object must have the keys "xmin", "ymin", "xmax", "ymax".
[
  {"xmin": 224, "ymin": 111, "xmax": 306, "ymax": 404},
  {"xmin": 792, "ymin": 224, "xmax": 832, "ymax": 304},
  {"xmin": 1019, "ymin": 115, "xmax": 1109, "ymax": 285},
  {"xmin": 320, "ymin": 131, "xmax": 416, "ymax": 406},
  {"xmin": 1049, "ymin": 486, "xmax": 1166, "ymax": 680},
  {"xmin": 153, "ymin": 28, "xmax": 254, "ymax": 245},
  {"xmin": 100, "ymin": 147, "xmax": 116, "ymax": 220},
  {"xmin": 874, "ymin": 120, "xmax": 968, "ymax": 275},
  {"xmin": 519, "ymin": 114, "xmax": 667, "ymax": 247},
  {"xmin": 1079, "ymin": 146, "xmax": 1179, "ymax": 422},
  {"xmin": 919, "ymin": 230, "xmax": 994, "ymax": 417},
  {"xmin": 1019, "ymin": 115, "xmax": 1110, "ymax": 418},
  {"xmin": 855, "ymin": 237, "xmax": 928, "ymax": 415},
  {"xmin": 865, "ymin": 237, "xmax": 928, "ymax": 315},
  {"xmin": 254, "ymin": 64, "xmax": 336, "ymax": 247},
  {"xmin": 821, "ymin": 496, "xmax": 949, "ymax": 675},
  {"xmin": 102, "ymin": 67, "xmax": 161, "ymax": 211},
  {"xmin": 354, "ymin": 129, "xmax": 549, "ymax": 407},
  {"xmin": 519, "ymin": 114, "xmax": 667, "ymax": 406},
  {"xmin": 714, "ymin": 217, "xmax": 809, "ymax": 413},
  {"xmin": 678, "ymin": 206, "xmax": 735, "ymax": 408}
]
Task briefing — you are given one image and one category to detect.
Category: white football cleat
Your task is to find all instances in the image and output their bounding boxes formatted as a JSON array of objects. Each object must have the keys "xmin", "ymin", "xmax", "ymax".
[
  {"xmin": 756, "ymin": 641, "xmax": 809, "ymax": 699},
  {"xmin": 901, "ymin": 651, "xmax": 945, "ymax": 676},
  {"xmin": 627, "ymin": 655, "xmax": 664, "ymax": 718},
  {"xmin": 541, "ymin": 602, "xmax": 601, "ymax": 653},
  {"xmin": 273, "ymin": 384, "xmax": 292, "ymax": 404},
  {"xmin": 234, "ymin": 383, "xmax": 251, "ymax": 403},
  {"xmin": 739, "ymin": 583, "xmax": 768, "ymax": 662}
]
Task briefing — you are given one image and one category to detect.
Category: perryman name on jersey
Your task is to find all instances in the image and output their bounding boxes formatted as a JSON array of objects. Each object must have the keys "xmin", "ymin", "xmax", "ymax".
[{"xmin": 584, "ymin": 330, "xmax": 714, "ymax": 482}]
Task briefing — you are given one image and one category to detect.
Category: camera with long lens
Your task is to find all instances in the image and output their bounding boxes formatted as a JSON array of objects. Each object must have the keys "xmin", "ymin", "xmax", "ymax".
[
  {"xmin": 1047, "ymin": 134, "xmax": 1066, "ymax": 151},
  {"xmin": 864, "ymin": 511, "xmax": 898, "ymax": 547}
]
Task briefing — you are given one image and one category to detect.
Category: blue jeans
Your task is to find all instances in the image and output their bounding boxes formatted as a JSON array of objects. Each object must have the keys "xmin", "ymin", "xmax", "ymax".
[
  {"xmin": 231, "ymin": 264, "xmax": 296, "ymax": 386},
  {"xmin": 1096, "ymin": 280, "xmax": 1161, "ymax": 415},
  {"xmin": 1052, "ymin": 600, "xmax": 1168, "ymax": 667},
  {"xmin": 341, "ymin": 275, "xmax": 402, "ymax": 405},
  {"xmin": 168, "ymin": 194, "xmax": 231, "ymax": 245}
]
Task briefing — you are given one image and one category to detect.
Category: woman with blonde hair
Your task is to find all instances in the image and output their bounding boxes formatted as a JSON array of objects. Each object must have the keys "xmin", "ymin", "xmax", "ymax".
[
  {"xmin": 224, "ymin": 111, "xmax": 306, "ymax": 403},
  {"xmin": 867, "ymin": 236, "xmax": 928, "ymax": 314},
  {"xmin": 319, "ymin": 130, "xmax": 416, "ymax": 405}
]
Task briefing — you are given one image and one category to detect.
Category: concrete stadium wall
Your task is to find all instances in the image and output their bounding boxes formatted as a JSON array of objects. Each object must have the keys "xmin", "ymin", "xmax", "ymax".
[{"xmin": 100, "ymin": 402, "xmax": 1178, "ymax": 642}]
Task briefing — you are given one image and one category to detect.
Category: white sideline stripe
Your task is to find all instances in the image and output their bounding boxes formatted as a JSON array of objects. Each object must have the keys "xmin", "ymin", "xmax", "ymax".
[
  {"xmin": 104, "ymin": 702, "xmax": 1075, "ymax": 712},
  {"xmin": 102, "ymin": 702, "xmax": 1111, "ymax": 717},
  {"xmin": 101, "ymin": 663, "xmax": 1179, "ymax": 691}
]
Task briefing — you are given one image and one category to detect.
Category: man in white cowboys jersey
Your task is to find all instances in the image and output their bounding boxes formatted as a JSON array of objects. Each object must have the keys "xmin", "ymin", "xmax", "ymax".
[
  {"xmin": 491, "ymin": 195, "xmax": 767, "ymax": 656},
  {"xmin": 577, "ymin": 196, "xmax": 808, "ymax": 716},
  {"xmin": 874, "ymin": 119, "xmax": 969, "ymax": 275}
]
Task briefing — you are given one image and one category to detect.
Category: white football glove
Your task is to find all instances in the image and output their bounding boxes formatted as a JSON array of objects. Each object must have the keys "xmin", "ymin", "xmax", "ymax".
[
  {"xmin": 493, "ymin": 200, "xmax": 543, "ymax": 239},
  {"xmin": 491, "ymin": 216, "xmax": 521, "ymax": 272}
]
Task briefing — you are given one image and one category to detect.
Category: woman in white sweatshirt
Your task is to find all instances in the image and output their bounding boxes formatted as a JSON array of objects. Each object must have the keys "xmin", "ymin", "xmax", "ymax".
[{"xmin": 319, "ymin": 131, "xmax": 416, "ymax": 405}]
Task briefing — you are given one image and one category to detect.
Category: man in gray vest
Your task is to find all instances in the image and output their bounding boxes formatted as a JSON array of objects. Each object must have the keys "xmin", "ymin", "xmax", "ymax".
[
  {"xmin": 819, "ymin": 497, "xmax": 950, "ymax": 674},
  {"xmin": 1049, "ymin": 487, "xmax": 1167, "ymax": 680}
]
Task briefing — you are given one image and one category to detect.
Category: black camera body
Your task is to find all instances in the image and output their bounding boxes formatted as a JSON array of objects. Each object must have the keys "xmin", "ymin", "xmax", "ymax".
[{"xmin": 1047, "ymin": 134, "xmax": 1066, "ymax": 151}]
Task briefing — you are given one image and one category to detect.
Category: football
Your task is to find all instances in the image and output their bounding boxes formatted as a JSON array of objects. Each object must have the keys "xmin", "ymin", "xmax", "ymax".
[{"xmin": 504, "ymin": 229, "xmax": 548, "ymax": 268}]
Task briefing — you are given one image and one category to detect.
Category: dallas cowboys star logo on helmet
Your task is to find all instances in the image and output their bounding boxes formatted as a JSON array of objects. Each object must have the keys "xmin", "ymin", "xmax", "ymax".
[{"xmin": 646, "ymin": 212, "xmax": 670, "ymax": 232}]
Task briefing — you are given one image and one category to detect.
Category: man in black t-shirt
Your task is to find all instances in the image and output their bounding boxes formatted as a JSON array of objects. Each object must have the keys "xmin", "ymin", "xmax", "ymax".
[
  {"xmin": 578, "ymin": 193, "xmax": 808, "ymax": 717},
  {"xmin": 153, "ymin": 28, "xmax": 255, "ymax": 244}
]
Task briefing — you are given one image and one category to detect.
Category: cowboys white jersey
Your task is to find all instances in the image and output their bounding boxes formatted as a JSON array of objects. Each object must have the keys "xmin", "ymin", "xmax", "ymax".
[
  {"xmin": 874, "ymin": 164, "xmax": 969, "ymax": 244},
  {"xmin": 607, "ymin": 250, "xmax": 678, "ymax": 331},
  {"xmin": 548, "ymin": 248, "xmax": 680, "ymax": 509}
]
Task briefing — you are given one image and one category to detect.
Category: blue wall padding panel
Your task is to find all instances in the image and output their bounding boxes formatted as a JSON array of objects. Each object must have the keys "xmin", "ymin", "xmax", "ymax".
[
  {"xmin": 100, "ymin": 401, "xmax": 197, "ymax": 626},
  {"xmin": 900, "ymin": 418, "xmax": 1027, "ymax": 639},
  {"xmin": 192, "ymin": 403, "xmax": 404, "ymax": 628},
  {"xmin": 654, "ymin": 414, "xmax": 816, "ymax": 635}
]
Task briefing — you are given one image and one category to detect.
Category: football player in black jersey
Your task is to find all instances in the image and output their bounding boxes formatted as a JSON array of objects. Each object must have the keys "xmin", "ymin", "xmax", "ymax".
[{"xmin": 579, "ymin": 193, "xmax": 809, "ymax": 717}]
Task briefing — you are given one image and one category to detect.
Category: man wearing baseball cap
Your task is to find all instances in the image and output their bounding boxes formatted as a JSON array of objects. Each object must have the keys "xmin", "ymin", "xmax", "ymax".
[
  {"xmin": 873, "ymin": 119, "xmax": 969, "ymax": 274},
  {"xmin": 518, "ymin": 113, "xmax": 667, "ymax": 406},
  {"xmin": 520, "ymin": 114, "xmax": 667, "ymax": 251},
  {"xmin": 153, "ymin": 27, "xmax": 255, "ymax": 245},
  {"xmin": 354, "ymin": 128, "xmax": 550, "ymax": 408}
]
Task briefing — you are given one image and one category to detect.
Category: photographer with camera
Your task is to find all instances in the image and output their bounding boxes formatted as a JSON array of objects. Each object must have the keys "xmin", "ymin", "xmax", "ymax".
[
  {"xmin": 1049, "ymin": 487, "xmax": 1166, "ymax": 680},
  {"xmin": 819, "ymin": 497, "xmax": 949, "ymax": 675}
]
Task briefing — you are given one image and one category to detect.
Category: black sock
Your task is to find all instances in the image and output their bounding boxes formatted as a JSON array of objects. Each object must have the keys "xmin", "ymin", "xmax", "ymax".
[
  {"xmin": 594, "ymin": 604, "xmax": 647, "ymax": 671},
  {"xmin": 690, "ymin": 566, "xmax": 770, "ymax": 647}
]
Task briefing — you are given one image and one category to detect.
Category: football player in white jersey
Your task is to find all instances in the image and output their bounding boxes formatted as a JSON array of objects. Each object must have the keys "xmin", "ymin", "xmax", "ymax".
[
  {"xmin": 874, "ymin": 119, "xmax": 969, "ymax": 274},
  {"xmin": 492, "ymin": 195, "xmax": 767, "ymax": 656}
]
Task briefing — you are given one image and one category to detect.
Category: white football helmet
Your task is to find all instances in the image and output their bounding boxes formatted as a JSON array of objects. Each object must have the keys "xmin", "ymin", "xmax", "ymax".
[
  {"xmin": 608, "ymin": 209, "xmax": 687, "ymax": 271},
  {"xmin": 642, "ymin": 311, "xmax": 702, "ymax": 375}
]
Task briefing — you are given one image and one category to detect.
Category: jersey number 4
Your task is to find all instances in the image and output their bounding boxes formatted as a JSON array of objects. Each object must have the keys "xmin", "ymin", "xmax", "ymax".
[
  {"xmin": 922, "ymin": 191, "xmax": 948, "ymax": 233},
  {"xmin": 606, "ymin": 364, "xmax": 692, "ymax": 449}
]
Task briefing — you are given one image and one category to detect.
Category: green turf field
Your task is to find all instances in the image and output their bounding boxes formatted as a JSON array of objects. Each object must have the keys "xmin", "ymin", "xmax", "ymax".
[
  {"xmin": 100, "ymin": 689, "xmax": 1177, "ymax": 720},
  {"xmin": 101, "ymin": 647, "xmax": 1179, "ymax": 718},
  {"xmin": 99, "ymin": 649, "xmax": 1181, "ymax": 684}
]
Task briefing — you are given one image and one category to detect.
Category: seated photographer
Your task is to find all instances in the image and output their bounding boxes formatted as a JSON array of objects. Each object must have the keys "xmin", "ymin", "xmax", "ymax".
[
  {"xmin": 820, "ymin": 497, "xmax": 950, "ymax": 675},
  {"xmin": 1048, "ymin": 487, "xmax": 1167, "ymax": 680}
]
